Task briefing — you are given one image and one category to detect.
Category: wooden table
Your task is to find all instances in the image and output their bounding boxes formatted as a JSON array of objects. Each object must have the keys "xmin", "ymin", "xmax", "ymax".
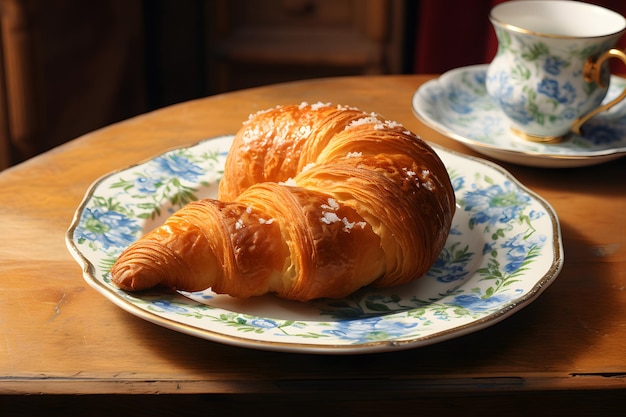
[{"xmin": 1, "ymin": 75, "xmax": 624, "ymax": 415}]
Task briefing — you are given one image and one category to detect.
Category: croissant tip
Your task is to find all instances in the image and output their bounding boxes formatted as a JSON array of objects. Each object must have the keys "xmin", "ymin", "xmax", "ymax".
[{"xmin": 110, "ymin": 263, "xmax": 160, "ymax": 292}]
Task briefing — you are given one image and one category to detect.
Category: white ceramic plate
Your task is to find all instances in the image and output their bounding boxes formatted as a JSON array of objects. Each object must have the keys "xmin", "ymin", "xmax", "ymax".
[
  {"xmin": 412, "ymin": 64, "xmax": 626, "ymax": 168},
  {"xmin": 66, "ymin": 135, "xmax": 563, "ymax": 354}
]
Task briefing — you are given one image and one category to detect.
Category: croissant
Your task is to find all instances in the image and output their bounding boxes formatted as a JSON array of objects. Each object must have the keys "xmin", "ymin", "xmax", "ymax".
[{"xmin": 110, "ymin": 103, "xmax": 456, "ymax": 301}]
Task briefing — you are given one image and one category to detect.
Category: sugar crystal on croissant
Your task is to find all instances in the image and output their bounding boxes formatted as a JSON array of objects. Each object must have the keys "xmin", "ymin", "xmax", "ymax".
[{"xmin": 110, "ymin": 103, "xmax": 456, "ymax": 301}]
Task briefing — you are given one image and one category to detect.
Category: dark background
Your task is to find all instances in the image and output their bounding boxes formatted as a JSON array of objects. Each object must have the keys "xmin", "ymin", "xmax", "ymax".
[{"xmin": 0, "ymin": 0, "xmax": 624, "ymax": 169}]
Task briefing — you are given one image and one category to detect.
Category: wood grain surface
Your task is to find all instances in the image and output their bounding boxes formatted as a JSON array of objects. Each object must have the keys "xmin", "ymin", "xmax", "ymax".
[{"xmin": 0, "ymin": 75, "xmax": 624, "ymax": 414}]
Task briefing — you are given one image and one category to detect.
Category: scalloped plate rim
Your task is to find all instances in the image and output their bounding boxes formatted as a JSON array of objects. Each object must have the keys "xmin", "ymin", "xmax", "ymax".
[{"xmin": 66, "ymin": 135, "xmax": 564, "ymax": 354}]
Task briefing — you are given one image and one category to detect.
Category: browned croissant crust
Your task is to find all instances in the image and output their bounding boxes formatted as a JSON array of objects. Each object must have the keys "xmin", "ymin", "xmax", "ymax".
[{"xmin": 110, "ymin": 103, "xmax": 456, "ymax": 301}]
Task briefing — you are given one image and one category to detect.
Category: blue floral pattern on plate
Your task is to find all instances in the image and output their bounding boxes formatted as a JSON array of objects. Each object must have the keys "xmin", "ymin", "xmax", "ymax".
[
  {"xmin": 412, "ymin": 64, "xmax": 626, "ymax": 168},
  {"xmin": 66, "ymin": 135, "xmax": 563, "ymax": 354}
]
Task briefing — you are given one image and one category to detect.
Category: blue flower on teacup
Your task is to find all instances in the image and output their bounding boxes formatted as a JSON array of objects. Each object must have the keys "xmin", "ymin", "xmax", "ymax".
[
  {"xmin": 473, "ymin": 71, "xmax": 487, "ymax": 90},
  {"xmin": 500, "ymin": 100, "xmax": 535, "ymax": 125},
  {"xmin": 537, "ymin": 79, "xmax": 576, "ymax": 105},
  {"xmin": 322, "ymin": 316, "xmax": 419, "ymax": 343},
  {"xmin": 154, "ymin": 153, "xmax": 205, "ymax": 182},
  {"xmin": 561, "ymin": 107, "xmax": 577, "ymax": 120},
  {"xmin": 488, "ymin": 71, "xmax": 514, "ymax": 99},
  {"xmin": 501, "ymin": 232, "xmax": 547, "ymax": 273},
  {"xmin": 76, "ymin": 207, "xmax": 141, "ymax": 250},
  {"xmin": 543, "ymin": 56, "xmax": 568, "ymax": 76},
  {"xmin": 487, "ymin": 72, "xmax": 536, "ymax": 125},
  {"xmin": 462, "ymin": 181, "xmax": 531, "ymax": 227}
]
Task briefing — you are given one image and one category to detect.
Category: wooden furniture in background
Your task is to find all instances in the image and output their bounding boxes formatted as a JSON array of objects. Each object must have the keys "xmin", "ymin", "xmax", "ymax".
[
  {"xmin": 205, "ymin": 0, "xmax": 406, "ymax": 93},
  {"xmin": 2, "ymin": 1, "xmax": 624, "ymax": 171},
  {"xmin": 0, "ymin": 0, "xmax": 409, "ymax": 170},
  {"xmin": 0, "ymin": 0, "xmax": 146, "ymax": 170}
]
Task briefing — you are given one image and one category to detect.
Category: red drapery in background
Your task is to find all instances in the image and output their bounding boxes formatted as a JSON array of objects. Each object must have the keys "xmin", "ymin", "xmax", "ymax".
[{"xmin": 412, "ymin": 0, "xmax": 626, "ymax": 75}]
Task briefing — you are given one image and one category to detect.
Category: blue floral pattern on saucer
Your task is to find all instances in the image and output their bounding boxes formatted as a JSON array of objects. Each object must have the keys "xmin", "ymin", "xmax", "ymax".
[
  {"xmin": 66, "ymin": 135, "xmax": 563, "ymax": 354},
  {"xmin": 412, "ymin": 64, "xmax": 626, "ymax": 168}
]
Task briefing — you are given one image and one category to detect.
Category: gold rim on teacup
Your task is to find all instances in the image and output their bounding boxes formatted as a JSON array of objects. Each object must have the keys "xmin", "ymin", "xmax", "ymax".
[
  {"xmin": 509, "ymin": 127, "xmax": 566, "ymax": 144},
  {"xmin": 488, "ymin": 1, "xmax": 626, "ymax": 144}
]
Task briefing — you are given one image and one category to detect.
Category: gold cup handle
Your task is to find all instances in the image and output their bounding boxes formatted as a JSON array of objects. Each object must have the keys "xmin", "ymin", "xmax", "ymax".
[{"xmin": 571, "ymin": 48, "xmax": 626, "ymax": 135}]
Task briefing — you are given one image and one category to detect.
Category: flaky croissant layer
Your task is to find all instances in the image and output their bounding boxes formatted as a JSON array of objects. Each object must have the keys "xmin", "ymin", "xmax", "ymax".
[{"xmin": 110, "ymin": 103, "xmax": 456, "ymax": 301}]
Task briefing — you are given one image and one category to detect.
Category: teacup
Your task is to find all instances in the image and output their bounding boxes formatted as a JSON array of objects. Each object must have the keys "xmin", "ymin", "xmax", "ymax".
[{"xmin": 486, "ymin": 0, "xmax": 626, "ymax": 143}]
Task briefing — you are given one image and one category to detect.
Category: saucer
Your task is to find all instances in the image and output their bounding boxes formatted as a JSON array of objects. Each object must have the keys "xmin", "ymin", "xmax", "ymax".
[{"xmin": 412, "ymin": 64, "xmax": 626, "ymax": 168}]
